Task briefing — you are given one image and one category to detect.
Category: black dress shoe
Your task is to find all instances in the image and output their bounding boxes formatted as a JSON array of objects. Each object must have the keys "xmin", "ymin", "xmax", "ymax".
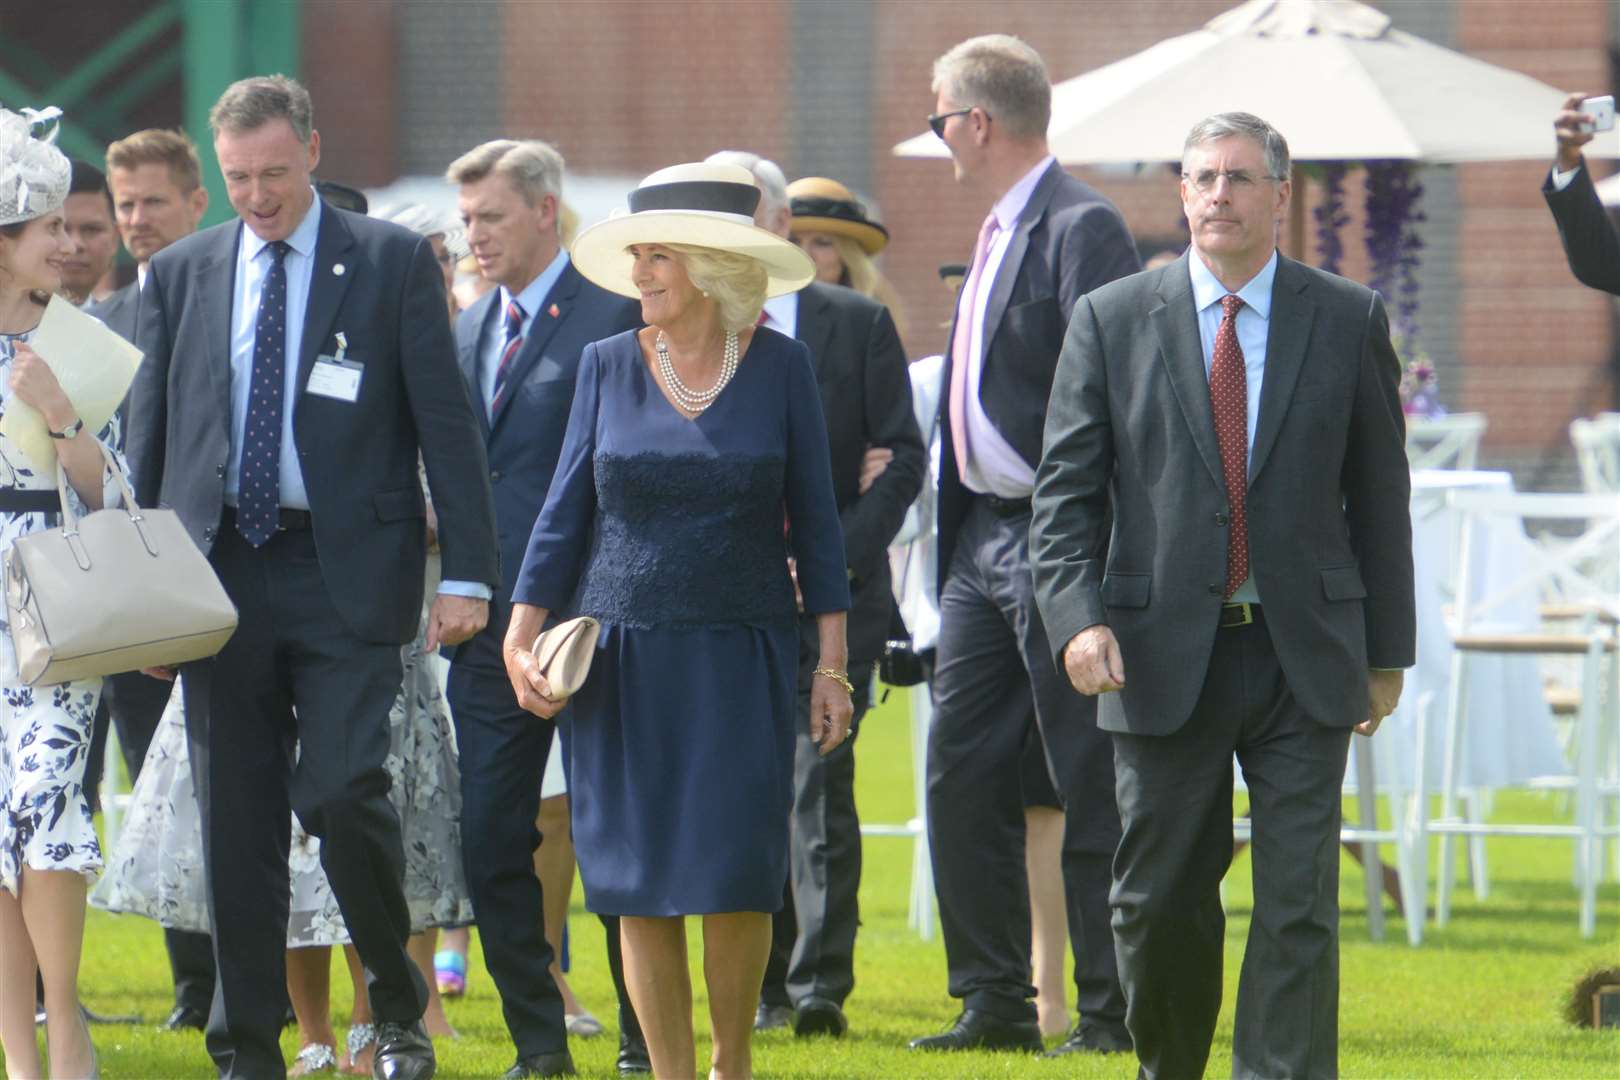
[
  {"xmin": 1042, "ymin": 1023, "xmax": 1133, "ymax": 1057},
  {"xmin": 371, "ymin": 1020, "xmax": 435, "ymax": 1080},
  {"xmin": 501, "ymin": 1050, "xmax": 577, "ymax": 1079},
  {"xmin": 161, "ymin": 1004, "xmax": 209, "ymax": 1032},
  {"xmin": 908, "ymin": 1009, "xmax": 1042, "ymax": 1053},
  {"xmin": 792, "ymin": 996, "xmax": 847, "ymax": 1038},
  {"xmin": 753, "ymin": 1002, "xmax": 793, "ymax": 1032},
  {"xmin": 616, "ymin": 1028, "xmax": 651, "ymax": 1075}
]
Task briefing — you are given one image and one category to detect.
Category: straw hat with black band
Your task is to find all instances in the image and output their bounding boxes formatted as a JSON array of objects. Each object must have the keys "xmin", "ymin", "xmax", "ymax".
[
  {"xmin": 571, "ymin": 162, "xmax": 814, "ymax": 299},
  {"xmin": 786, "ymin": 176, "xmax": 888, "ymax": 255}
]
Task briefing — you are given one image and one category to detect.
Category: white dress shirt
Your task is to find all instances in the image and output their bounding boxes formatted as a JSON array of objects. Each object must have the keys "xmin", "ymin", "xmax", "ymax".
[
  {"xmin": 957, "ymin": 154, "xmax": 1056, "ymax": 498},
  {"xmin": 1187, "ymin": 248, "xmax": 1279, "ymax": 605},
  {"xmin": 760, "ymin": 292, "xmax": 798, "ymax": 338}
]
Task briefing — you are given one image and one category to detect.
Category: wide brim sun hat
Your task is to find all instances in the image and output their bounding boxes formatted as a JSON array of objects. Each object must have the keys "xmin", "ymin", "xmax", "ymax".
[
  {"xmin": 571, "ymin": 162, "xmax": 815, "ymax": 300},
  {"xmin": 786, "ymin": 176, "xmax": 888, "ymax": 256}
]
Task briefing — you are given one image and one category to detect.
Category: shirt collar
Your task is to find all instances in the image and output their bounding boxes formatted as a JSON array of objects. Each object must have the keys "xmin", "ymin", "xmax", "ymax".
[
  {"xmin": 241, "ymin": 187, "xmax": 322, "ymax": 262},
  {"xmin": 502, "ymin": 248, "xmax": 570, "ymax": 320},
  {"xmin": 1188, "ymin": 247, "xmax": 1278, "ymax": 321},
  {"xmin": 761, "ymin": 291, "xmax": 797, "ymax": 329},
  {"xmin": 991, "ymin": 155, "xmax": 1057, "ymax": 232}
]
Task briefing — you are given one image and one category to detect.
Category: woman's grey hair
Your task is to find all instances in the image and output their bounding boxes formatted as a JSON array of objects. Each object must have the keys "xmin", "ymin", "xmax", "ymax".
[
  {"xmin": 1183, "ymin": 112, "xmax": 1291, "ymax": 180},
  {"xmin": 704, "ymin": 151, "xmax": 788, "ymax": 218},
  {"xmin": 664, "ymin": 243, "xmax": 768, "ymax": 333},
  {"xmin": 210, "ymin": 75, "xmax": 314, "ymax": 142},
  {"xmin": 931, "ymin": 34, "xmax": 1050, "ymax": 140},
  {"xmin": 446, "ymin": 139, "xmax": 564, "ymax": 211}
]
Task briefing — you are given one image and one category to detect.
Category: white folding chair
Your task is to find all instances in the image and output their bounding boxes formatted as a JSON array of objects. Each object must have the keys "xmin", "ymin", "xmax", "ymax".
[
  {"xmin": 1406, "ymin": 413, "xmax": 1487, "ymax": 472},
  {"xmin": 1571, "ymin": 413, "xmax": 1620, "ymax": 494},
  {"xmin": 859, "ymin": 683, "xmax": 935, "ymax": 940},
  {"xmin": 1424, "ymin": 490, "xmax": 1620, "ymax": 938}
]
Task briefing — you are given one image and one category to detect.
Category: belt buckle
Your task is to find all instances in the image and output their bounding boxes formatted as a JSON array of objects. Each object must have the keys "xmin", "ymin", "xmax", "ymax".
[{"xmin": 1222, "ymin": 602, "xmax": 1254, "ymax": 628}]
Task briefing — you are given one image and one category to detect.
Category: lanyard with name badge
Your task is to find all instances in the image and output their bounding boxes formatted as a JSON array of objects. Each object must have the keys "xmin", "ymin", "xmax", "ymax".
[{"xmin": 307, "ymin": 331, "xmax": 364, "ymax": 402}]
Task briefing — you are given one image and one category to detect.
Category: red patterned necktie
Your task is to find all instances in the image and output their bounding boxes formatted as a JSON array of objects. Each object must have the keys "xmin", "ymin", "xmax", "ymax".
[
  {"xmin": 1211, "ymin": 294, "xmax": 1249, "ymax": 599},
  {"xmin": 490, "ymin": 300, "xmax": 525, "ymax": 413},
  {"xmin": 948, "ymin": 212, "xmax": 1000, "ymax": 482}
]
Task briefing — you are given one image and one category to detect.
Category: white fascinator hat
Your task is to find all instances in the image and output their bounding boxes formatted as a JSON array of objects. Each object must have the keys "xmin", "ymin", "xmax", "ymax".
[
  {"xmin": 0, "ymin": 105, "xmax": 71, "ymax": 227},
  {"xmin": 570, "ymin": 162, "xmax": 814, "ymax": 300}
]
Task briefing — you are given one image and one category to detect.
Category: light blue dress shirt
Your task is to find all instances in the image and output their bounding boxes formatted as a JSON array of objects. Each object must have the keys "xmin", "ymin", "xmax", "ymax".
[
  {"xmin": 229, "ymin": 191, "xmax": 489, "ymax": 601},
  {"xmin": 479, "ymin": 250, "xmax": 570, "ymax": 417},
  {"xmin": 227, "ymin": 192, "xmax": 322, "ymax": 509},
  {"xmin": 1187, "ymin": 248, "xmax": 1278, "ymax": 604}
]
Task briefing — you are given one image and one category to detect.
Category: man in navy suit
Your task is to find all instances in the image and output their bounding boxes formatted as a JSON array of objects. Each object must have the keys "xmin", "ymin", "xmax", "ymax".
[
  {"xmin": 445, "ymin": 139, "xmax": 640, "ymax": 1080},
  {"xmin": 129, "ymin": 76, "xmax": 499, "ymax": 1080},
  {"xmin": 909, "ymin": 35, "xmax": 1142, "ymax": 1058}
]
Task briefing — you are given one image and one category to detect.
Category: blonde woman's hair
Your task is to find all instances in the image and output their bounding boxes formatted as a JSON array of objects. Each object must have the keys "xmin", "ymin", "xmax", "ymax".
[
  {"xmin": 830, "ymin": 234, "xmax": 908, "ymax": 341},
  {"xmin": 664, "ymin": 243, "xmax": 768, "ymax": 332},
  {"xmin": 559, "ymin": 202, "xmax": 579, "ymax": 248}
]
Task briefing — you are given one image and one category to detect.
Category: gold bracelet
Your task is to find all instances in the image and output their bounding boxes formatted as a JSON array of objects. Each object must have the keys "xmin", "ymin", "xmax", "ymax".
[{"xmin": 813, "ymin": 666, "xmax": 854, "ymax": 694}]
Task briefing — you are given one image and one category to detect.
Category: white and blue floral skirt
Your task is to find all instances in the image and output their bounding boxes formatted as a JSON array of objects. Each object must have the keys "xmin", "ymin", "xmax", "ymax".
[{"xmin": 0, "ymin": 677, "xmax": 104, "ymax": 894}]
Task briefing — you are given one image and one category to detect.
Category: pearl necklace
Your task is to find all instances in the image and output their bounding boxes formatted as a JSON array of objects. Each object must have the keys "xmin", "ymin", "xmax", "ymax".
[{"xmin": 655, "ymin": 329, "xmax": 738, "ymax": 414}]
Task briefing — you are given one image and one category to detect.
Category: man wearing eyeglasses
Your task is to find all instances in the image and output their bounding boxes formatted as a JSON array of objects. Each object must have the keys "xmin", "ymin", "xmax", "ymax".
[
  {"xmin": 910, "ymin": 33, "xmax": 1139, "ymax": 1059},
  {"xmin": 1031, "ymin": 112, "xmax": 1413, "ymax": 1079}
]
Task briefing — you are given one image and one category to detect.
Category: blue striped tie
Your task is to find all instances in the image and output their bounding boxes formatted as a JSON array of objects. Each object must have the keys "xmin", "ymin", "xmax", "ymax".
[{"xmin": 490, "ymin": 300, "xmax": 525, "ymax": 415}]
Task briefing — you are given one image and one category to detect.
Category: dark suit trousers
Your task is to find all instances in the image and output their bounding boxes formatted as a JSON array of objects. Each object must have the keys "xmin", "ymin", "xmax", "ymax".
[
  {"xmin": 1111, "ymin": 611, "xmax": 1350, "ymax": 1080},
  {"xmin": 103, "ymin": 670, "xmax": 218, "ymax": 1014},
  {"xmin": 762, "ymin": 660, "xmax": 872, "ymax": 1009},
  {"xmin": 446, "ymin": 623, "xmax": 566, "ymax": 1058},
  {"xmin": 928, "ymin": 499, "xmax": 1125, "ymax": 1031},
  {"xmin": 186, "ymin": 527, "xmax": 423, "ymax": 1079}
]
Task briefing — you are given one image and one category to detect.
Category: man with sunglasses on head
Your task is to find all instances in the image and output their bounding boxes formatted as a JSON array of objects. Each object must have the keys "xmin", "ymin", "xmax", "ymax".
[{"xmin": 911, "ymin": 32, "xmax": 1139, "ymax": 1059}]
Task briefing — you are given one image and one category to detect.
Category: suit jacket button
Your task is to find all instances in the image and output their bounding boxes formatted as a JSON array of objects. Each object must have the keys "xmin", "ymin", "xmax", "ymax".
[
  {"xmin": 490, "ymin": 470, "xmax": 502, "ymax": 483},
  {"xmin": 1216, "ymin": 512, "xmax": 1229, "ymax": 526},
  {"xmin": 1208, "ymin": 584, "xmax": 1221, "ymax": 595},
  {"xmin": 204, "ymin": 526, "xmax": 216, "ymax": 541},
  {"xmin": 216, "ymin": 464, "xmax": 226, "ymax": 479}
]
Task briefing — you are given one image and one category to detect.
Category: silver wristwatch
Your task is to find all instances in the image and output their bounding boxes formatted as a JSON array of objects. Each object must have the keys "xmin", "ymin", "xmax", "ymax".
[{"xmin": 48, "ymin": 417, "xmax": 84, "ymax": 440}]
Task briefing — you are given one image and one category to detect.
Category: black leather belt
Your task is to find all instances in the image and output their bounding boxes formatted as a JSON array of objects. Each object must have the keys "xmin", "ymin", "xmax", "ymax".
[
  {"xmin": 221, "ymin": 505, "xmax": 314, "ymax": 531},
  {"xmin": 977, "ymin": 493, "xmax": 1031, "ymax": 517},
  {"xmin": 0, "ymin": 488, "xmax": 61, "ymax": 514},
  {"xmin": 1219, "ymin": 602, "xmax": 1260, "ymax": 629}
]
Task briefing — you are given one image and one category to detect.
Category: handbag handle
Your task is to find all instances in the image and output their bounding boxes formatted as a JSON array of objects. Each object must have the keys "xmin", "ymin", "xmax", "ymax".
[{"xmin": 53, "ymin": 440, "xmax": 152, "ymax": 569}]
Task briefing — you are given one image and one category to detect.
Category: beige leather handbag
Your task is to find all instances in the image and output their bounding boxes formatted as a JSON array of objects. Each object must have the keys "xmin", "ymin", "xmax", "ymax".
[
  {"xmin": 4, "ymin": 443, "xmax": 239, "ymax": 686},
  {"xmin": 531, "ymin": 615, "xmax": 600, "ymax": 700}
]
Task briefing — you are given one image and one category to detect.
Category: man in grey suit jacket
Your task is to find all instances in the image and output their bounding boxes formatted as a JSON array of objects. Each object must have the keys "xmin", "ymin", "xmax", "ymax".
[
  {"xmin": 1031, "ymin": 113, "xmax": 1414, "ymax": 1079},
  {"xmin": 910, "ymin": 35, "xmax": 1140, "ymax": 1058},
  {"xmin": 128, "ymin": 77, "xmax": 498, "ymax": 1080}
]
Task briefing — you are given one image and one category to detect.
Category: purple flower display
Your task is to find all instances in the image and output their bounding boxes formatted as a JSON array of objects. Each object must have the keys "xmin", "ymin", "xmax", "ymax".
[{"xmin": 1313, "ymin": 163, "xmax": 1351, "ymax": 276}]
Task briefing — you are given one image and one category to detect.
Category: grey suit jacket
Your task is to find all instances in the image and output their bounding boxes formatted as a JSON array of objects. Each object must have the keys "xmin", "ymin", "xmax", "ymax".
[
  {"xmin": 128, "ymin": 207, "xmax": 499, "ymax": 645},
  {"xmin": 87, "ymin": 280, "xmax": 140, "ymax": 342},
  {"xmin": 1030, "ymin": 252, "xmax": 1415, "ymax": 735}
]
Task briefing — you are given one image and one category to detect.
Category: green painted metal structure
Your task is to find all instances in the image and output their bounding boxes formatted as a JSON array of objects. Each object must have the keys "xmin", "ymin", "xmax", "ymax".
[{"xmin": 0, "ymin": 0, "xmax": 300, "ymax": 228}]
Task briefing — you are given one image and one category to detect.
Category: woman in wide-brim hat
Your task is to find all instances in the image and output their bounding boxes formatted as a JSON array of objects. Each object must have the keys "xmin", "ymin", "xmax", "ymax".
[
  {"xmin": 504, "ymin": 162, "xmax": 854, "ymax": 1080},
  {"xmin": 786, "ymin": 175, "xmax": 908, "ymax": 339}
]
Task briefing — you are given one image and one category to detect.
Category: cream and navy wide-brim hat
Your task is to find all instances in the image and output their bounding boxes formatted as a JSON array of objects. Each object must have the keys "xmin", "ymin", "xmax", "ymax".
[{"xmin": 571, "ymin": 162, "xmax": 815, "ymax": 299}]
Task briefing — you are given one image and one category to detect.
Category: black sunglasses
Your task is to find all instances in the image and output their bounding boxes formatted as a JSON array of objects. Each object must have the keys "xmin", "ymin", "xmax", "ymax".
[{"xmin": 927, "ymin": 107, "xmax": 975, "ymax": 139}]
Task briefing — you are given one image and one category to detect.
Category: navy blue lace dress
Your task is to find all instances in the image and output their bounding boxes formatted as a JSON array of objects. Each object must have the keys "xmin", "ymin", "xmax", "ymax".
[{"xmin": 513, "ymin": 327, "xmax": 849, "ymax": 915}]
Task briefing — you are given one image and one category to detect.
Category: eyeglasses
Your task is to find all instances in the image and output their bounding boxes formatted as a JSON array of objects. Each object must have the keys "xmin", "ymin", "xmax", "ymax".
[
  {"xmin": 927, "ymin": 107, "xmax": 975, "ymax": 139},
  {"xmin": 1181, "ymin": 169, "xmax": 1284, "ymax": 193}
]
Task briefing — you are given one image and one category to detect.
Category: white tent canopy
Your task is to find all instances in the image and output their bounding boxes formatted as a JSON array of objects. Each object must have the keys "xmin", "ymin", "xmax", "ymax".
[{"xmin": 896, "ymin": 0, "xmax": 1589, "ymax": 166}]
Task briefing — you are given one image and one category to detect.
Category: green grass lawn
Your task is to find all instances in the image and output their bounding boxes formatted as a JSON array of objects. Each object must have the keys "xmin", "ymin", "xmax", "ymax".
[{"xmin": 40, "ymin": 685, "xmax": 1620, "ymax": 1077}]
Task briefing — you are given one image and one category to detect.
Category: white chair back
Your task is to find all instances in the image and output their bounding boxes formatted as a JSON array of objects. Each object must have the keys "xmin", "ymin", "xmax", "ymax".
[
  {"xmin": 1570, "ymin": 413, "xmax": 1620, "ymax": 494},
  {"xmin": 1406, "ymin": 413, "xmax": 1487, "ymax": 471}
]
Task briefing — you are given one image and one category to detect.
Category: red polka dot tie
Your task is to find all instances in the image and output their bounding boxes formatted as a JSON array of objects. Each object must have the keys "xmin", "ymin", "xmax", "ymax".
[
  {"xmin": 1211, "ymin": 294, "xmax": 1249, "ymax": 599},
  {"xmin": 237, "ymin": 240, "xmax": 290, "ymax": 547}
]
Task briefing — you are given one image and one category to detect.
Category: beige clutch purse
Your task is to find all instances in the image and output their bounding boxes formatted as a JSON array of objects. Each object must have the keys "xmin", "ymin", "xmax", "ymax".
[{"xmin": 531, "ymin": 615, "xmax": 600, "ymax": 700}]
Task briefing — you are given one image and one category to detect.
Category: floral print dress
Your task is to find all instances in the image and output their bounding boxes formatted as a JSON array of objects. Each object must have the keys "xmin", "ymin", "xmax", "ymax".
[{"xmin": 0, "ymin": 327, "xmax": 128, "ymax": 895}]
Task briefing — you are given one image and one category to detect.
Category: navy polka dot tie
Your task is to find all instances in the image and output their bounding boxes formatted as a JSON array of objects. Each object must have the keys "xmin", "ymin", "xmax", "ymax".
[
  {"xmin": 237, "ymin": 240, "xmax": 290, "ymax": 547},
  {"xmin": 1211, "ymin": 294, "xmax": 1249, "ymax": 599}
]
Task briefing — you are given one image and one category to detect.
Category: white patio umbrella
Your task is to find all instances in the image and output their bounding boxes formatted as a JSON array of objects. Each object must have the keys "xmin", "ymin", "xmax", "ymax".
[{"xmin": 896, "ymin": 0, "xmax": 1589, "ymax": 166}]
